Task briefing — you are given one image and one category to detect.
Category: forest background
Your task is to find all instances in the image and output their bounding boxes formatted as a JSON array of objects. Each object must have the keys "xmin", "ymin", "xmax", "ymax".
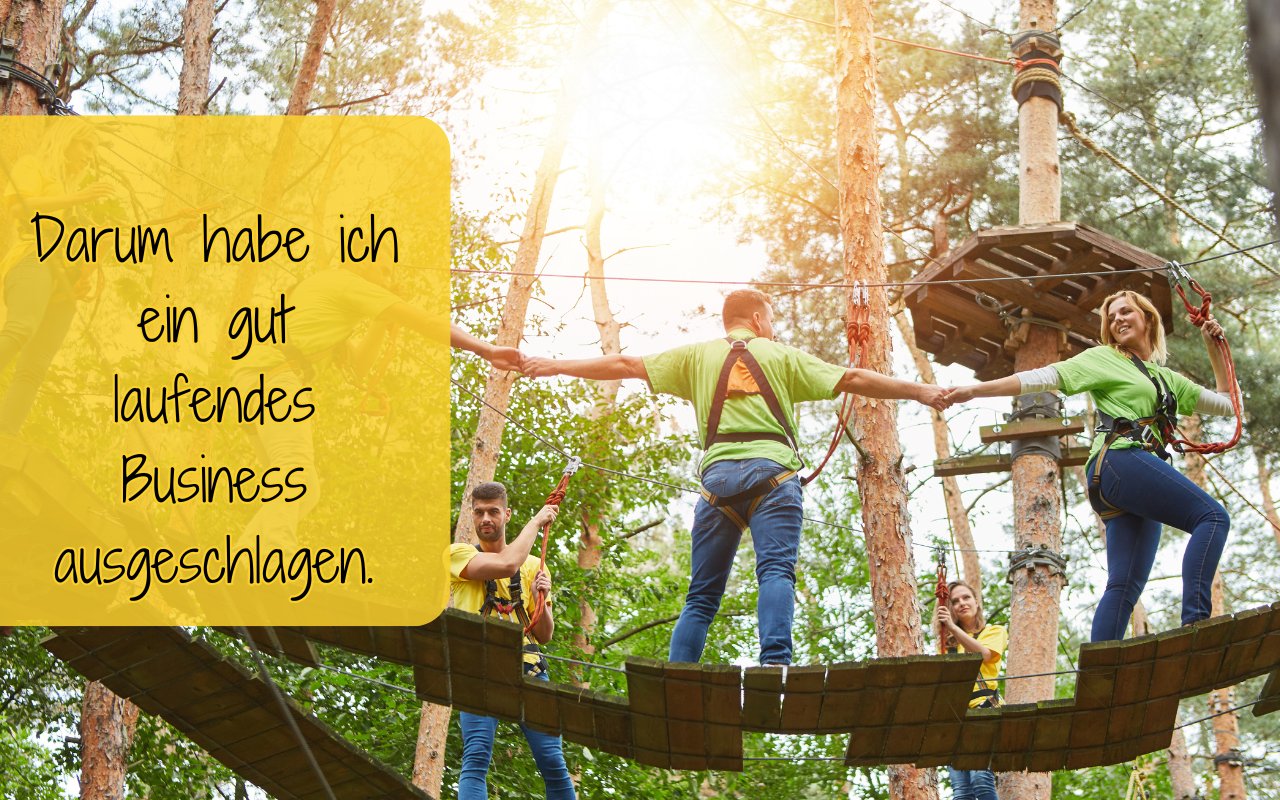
[{"xmin": 1, "ymin": 0, "xmax": 1279, "ymax": 798}]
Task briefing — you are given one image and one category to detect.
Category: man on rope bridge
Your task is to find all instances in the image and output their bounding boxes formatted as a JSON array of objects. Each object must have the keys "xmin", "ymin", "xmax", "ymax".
[
  {"xmin": 523, "ymin": 289, "xmax": 951, "ymax": 666},
  {"xmin": 448, "ymin": 481, "xmax": 576, "ymax": 800}
]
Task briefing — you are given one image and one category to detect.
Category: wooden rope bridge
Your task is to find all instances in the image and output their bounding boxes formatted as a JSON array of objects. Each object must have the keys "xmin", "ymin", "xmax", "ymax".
[{"xmin": 41, "ymin": 603, "xmax": 1280, "ymax": 800}]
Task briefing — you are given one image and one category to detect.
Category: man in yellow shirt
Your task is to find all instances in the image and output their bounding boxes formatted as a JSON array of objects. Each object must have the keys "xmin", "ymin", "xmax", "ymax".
[{"xmin": 448, "ymin": 481, "xmax": 575, "ymax": 800}]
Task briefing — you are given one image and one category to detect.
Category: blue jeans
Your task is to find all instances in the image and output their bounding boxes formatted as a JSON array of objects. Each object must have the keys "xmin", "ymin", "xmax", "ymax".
[
  {"xmin": 0, "ymin": 257, "xmax": 77, "ymax": 436},
  {"xmin": 668, "ymin": 457, "xmax": 803, "ymax": 665},
  {"xmin": 947, "ymin": 767, "xmax": 997, "ymax": 800},
  {"xmin": 1087, "ymin": 447, "xmax": 1230, "ymax": 641},
  {"xmin": 458, "ymin": 672, "xmax": 575, "ymax": 800}
]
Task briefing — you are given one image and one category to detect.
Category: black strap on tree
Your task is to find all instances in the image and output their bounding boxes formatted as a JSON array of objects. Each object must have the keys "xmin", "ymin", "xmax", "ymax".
[{"xmin": 0, "ymin": 49, "xmax": 77, "ymax": 115}]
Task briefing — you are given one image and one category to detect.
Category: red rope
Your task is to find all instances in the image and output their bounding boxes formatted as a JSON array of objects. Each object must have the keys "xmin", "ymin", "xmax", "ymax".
[
  {"xmin": 802, "ymin": 288, "xmax": 873, "ymax": 486},
  {"xmin": 1015, "ymin": 58, "xmax": 1061, "ymax": 72},
  {"xmin": 523, "ymin": 470, "xmax": 574, "ymax": 637},
  {"xmin": 934, "ymin": 559, "xmax": 949, "ymax": 656},
  {"xmin": 1161, "ymin": 280, "xmax": 1244, "ymax": 456}
]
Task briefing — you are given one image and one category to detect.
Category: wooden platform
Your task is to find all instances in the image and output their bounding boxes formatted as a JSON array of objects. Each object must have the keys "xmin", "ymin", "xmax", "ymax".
[
  {"xmin": 43, "ymin": 626, "xmax": 431, "ymax": 800},
  {"xmin": 45, "ymin": 603, "xmax": 1280, "ymax": 797},
  {"xmin": 902, "ymin": 222, "xmax": 1172, "ymax": 380}
]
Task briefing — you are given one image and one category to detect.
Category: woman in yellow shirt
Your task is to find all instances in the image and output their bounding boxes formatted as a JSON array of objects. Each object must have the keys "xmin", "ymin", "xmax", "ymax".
[
  {"xmin": 0, "ymin": 120, "xmax": 113, "ymax": 436},
  {"xmin": 936, "ymin": 580, "xmax": 1006, "ymax": 800}
]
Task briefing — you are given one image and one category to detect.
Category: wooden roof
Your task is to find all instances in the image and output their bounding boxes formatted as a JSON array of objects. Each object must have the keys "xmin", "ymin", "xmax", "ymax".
[{"xmin": 902, "ymin": 222, "xmax": 1173, "ymax": 380}]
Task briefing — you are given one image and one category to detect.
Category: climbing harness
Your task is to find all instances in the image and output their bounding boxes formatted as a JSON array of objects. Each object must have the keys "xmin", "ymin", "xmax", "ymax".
[
  {"xmin": 700, "ymin": 284, "xmax": 871, "ymax": 530},
  {"xmin": 474, "ymin": 544, "xmax": 549, "ymax": 676},
  {"xmin": 523, "ymin": 456, "xmax": 581, "ymax": 638},
  {"xmin": 1086, "ymin": 263, "xmax": 1243, "ymax": 517}
]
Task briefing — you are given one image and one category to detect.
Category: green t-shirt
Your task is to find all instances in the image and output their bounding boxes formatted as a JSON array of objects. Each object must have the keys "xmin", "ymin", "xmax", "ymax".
[
  {"xmin": 234, "ymin": 268, "xmax": 402, "ymax": 375},
  {"xmin": 1053, "ymin": 346, "xmax": 1203, "ymax": 460},
  {"xmin": 642, "ymin": 329, "xmax": 847, "ymax": 472}
]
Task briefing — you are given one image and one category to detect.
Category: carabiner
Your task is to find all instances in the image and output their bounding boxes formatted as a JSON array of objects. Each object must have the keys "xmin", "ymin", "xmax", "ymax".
[
  {"xmin": 1165, "ymin": 260, "xmax": 1192, "ymax": 295},
  {"xmin": 562, "ymin": 456, "xmax": 583, "ymax": 477}
]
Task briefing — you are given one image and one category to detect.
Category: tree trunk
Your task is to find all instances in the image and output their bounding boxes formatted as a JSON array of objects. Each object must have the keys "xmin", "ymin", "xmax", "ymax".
[
  {"xmin": 575, "ymin": 112, "xmax": 618, "ymax": 657},
  {"xmin": 1180, "ymin": 416, "xmax": 1245, "ymax": 800},
  {"xmin": 1167, "ymin": 712, "xmax": 1200, "ymax": 799},
  {"xmin": 79, "ymin": 681, "xmax": 140, "ymax": 800},
  {"xmin": 1255, "ymin": 449, "xmax": 1280, "ymax": 548},
  {"xmin": 1, "ymin": 0, "xmax": 65, "ymax": 115},
  {"xmin": 285, "ymin": 0, "xmax": 339, "ymax": 115},
  {"xmin": 835, "ymin": 3, "xmax": 935, "ymax": 798},
  {"xmin": 892, "ymin": 308, "xmax": 982, "ymax": 603},
  {"xmin": 999, "ymin": 2, "xmax": 1061, "ymax": 798},
  {"xmin": 411, "ymin": 2, "xmax": 613, "ymax": 794},
  {"xmin": 176, "ymin": 0, "xmax": 215, "ymax": 115}
]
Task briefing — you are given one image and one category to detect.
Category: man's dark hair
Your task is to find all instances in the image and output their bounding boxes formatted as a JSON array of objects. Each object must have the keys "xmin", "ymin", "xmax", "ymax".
[
  {"xmin": 722, "ymin": 289, "xmax": 772, "ymax": 324},
  {"xmin": 471, "ymin": 482, "xmax": 508, "ymax": 505}
]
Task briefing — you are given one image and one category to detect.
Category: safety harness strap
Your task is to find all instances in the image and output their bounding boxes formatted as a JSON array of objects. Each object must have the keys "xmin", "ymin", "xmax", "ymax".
[
  {"xmin": 1087, "ymin": 353, "xmax": 1179, "ymax": 519},
  {"xmin": 474, "ymin": 545, "xmax": 547, "ymax": 674},
  {"xmin": 704, "ymin": 337, "xmax": 802, "ymax": 463}
]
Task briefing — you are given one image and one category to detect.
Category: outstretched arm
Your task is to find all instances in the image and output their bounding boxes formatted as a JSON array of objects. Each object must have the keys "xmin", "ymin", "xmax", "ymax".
[
  {"xmin": 523, "ymin": 353, "xmax": 649, "ymax": 382},
  {"xmin": 836, "ymin": 368, "xmax": 952, "ymax": 410},
  {"xmin": 948, "ymin": 375, "xmax": 1023, "ymax": 405},
  {"xmin": 376, "ymin": 303, "xmax": 524, "ymax": 371}
]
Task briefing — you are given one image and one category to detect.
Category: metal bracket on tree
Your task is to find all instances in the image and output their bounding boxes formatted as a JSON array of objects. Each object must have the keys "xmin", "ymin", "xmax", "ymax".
[
  {"xmin": 1008, "ymin": 392, "xmax": 1063, "ymax": 462},
  {"xmin": 1007, "ymin": 544, "xmax": 1069, "ymax": 585}
]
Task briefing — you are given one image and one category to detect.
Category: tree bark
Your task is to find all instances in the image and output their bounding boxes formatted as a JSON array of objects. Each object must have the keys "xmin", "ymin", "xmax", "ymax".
[
  {"xmin": 893, "ymin": 308, "xmax": 982, "ymax": 603},
  {"xmin": 835, "ymin": 2, "xmax": 935, "ymax": 798},
  {"xmin": 285, "ymin": 0, "xmax": 340, "ymax": 115},
  {"xmin": 1180, "ymin": 416, "xmax": 1246, "ymax": 800},
  {"xmin": 176, "ymin": 0, "xmax": 215, "ymax": 115},
  {"xmin": 1255, "ymin": 448, "xmax": 1280, "ymax": 548},
  {"xmin": 79, "ymin": 681, "xmax": 140, "ymax": 800},
  {"xmin": 998, "ymin": 3, "xmax": 1061, "ymax": 797},
  {"xmin": 1167, "ymin": 712, "xmax": 1200, "ymax": 799},
  {"xmin": 411, "ymin": 2, "xmax": 613, "ymax": 794},
  {"xmin": 1, "ymin": 0, "xmax": 65, "ymax": 115}
]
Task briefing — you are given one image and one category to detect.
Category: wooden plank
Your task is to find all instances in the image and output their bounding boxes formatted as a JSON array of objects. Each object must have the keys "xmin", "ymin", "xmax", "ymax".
[
  {"xmin": 1035, "ymin": 246, "xmax": 1110, "ymax": 293},
  {"xmin": 521, "ymin": 676, "xmax": 561, "ymax": 736},
  {"xmin": 666, "ymin": 719, "xmax": 705, "ymax": 757},
  {"xmin": 1252, "ymin": 668, "xmax": 1280, "ymax": 717},
  {"xmin": 701, "ymin": 664, "xmax": 742, "ymax": 726},
  {"xmin": 934, "ymin": 446, "xmax": 1090, "ymax": 477},
  {"xmin": 1068, "ymin": 708, "xmax": 1110, "ymax": 750},
  {"xmin": 213, "ymin": 626, "xmax": 320, "ymax": 667},
  {"xmin": 664, "ymin": 662, "xmax": 704, "ymax": 722},
  {"xmin": 557, "ymin": 684, "xmax": 597, "ymax": 747},
  {"xmin": 881, "ymin": 724, "xmax": 927, "ymax": 763},
  {"xmin": 845, "ymin": 726, "xmax": 889, "ymax": 766},
  {"xmin": 741, "ymin": 666, "xmax": 783, "ymax": 731},
  {"xmin": 918, "ymin": 722, "xmax": 962, "ymax": 760},
  {"xmin": 980, "ymin": 416, "xmax": 1084, "ymax": 444},
  {"xmin": 956, "ymin": 257, "xmax": 1101, "ymax": 332},
  {"xmin": 779, "ymin": 665, "xmax": 825, "ymax": 731}
]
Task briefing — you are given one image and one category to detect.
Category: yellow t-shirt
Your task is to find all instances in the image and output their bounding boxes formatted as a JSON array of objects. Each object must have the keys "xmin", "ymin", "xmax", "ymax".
[
  {"xmin": 449, "ymin": 543, "xmax": 548, "ymax": 665},
  {"xmin": 949, "ymin": 624, "xmax": 1007, "ymax": 708},
  {"xmin": 2, "ymin": 156, "xmax": 66, "ymax": 278}
]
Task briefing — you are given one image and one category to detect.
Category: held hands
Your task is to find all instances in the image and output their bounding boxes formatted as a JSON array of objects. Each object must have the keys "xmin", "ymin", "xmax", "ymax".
[
  {"xmin": 520, "ymin": 356, "xmax": 562, "ymax": 379},
  {"xmin": 915, "ymin": 384, "xmax": 956, "ymax": 411},
  {"xmin": 486, "ymin": 344, "xmax": 525, "ymax": 373},
  {"xmin": 947, "ymin": 385, "xmax": 979, "ymax": 405}
]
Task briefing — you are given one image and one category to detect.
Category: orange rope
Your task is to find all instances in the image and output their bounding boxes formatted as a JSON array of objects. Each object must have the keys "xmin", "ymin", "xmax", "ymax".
[
  {"xmin": 524, "ymin": 461, "xmax": 579, "ymax": 636},
  {"xmin": 1162, "ymin": 276, "xmax": 1243, "ymax": 455},
  {"xmin": 803, "ymin": 284, "xmax": 872, "ymax": 486},
  {"xmin": 934, "ymin": 555, "xmax": 949, "ymax": 656}
]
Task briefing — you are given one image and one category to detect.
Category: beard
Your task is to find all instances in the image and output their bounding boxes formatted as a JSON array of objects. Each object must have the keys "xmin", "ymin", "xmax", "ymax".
[{"xmin": 476, "ymin": 521, "xmax": 505, "ymax": 543}]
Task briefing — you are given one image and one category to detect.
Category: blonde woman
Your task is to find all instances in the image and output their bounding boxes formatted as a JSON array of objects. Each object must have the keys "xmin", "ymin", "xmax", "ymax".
[
  {"xmin": 950, "ymin": 291, "xmax": 1236, "ymax": 641},
  {"xmin": 935, "ymin": 580, "xmax": 1004, "ymax": 800},
  {"xmin": 0, "ymin": 120, "xmax": 113, "ymax": 436}
]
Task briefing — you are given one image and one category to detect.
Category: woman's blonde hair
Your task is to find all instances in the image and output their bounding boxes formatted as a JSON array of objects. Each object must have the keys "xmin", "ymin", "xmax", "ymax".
[
  {"xmin": 942, "ymin": 580, "xmax": 985, "ymax": 652},
  {"xmin": 1099, "ymin": 290, "xmax": 1167, "ymax": 365},
  {"xmin": 34, "ymin": 119, "xmax": 100, "ymax": 185}
]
